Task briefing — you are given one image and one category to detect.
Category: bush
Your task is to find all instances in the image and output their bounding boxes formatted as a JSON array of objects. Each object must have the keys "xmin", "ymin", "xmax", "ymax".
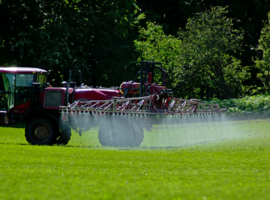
[{"xmin": 202, "ymin": 95, "xmax": 270, "ymax": 114}]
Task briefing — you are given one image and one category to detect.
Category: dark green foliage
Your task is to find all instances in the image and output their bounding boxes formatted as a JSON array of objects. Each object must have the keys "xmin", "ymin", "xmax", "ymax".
[
  {"xmin": 136, "ymin": 0, "xmax": 200, "ymax": 35},
  {"xmin": 137, "ymin": 0, "xmax": 270, "ymax": 88},
  {"xmin": 203, "ymin": 94, "xmax": 270, "ymax": 114},
  {"xmin": 135, "ymin": 7, "xmax": 249, "ymax": 99},
  {"xmin": 176, "ymin": 6, "xmax": 249, "ymax": 99},
  {"xmin": 0, "ymin": 0, "xmax": 139, "ymax": 87},
  {"xmin": 255, "ymin": 13, "xmax": 270, "ymax": 94},
  {"xmin": 2, "ymin": 0, "xmax": 270, "ymax": 98}
]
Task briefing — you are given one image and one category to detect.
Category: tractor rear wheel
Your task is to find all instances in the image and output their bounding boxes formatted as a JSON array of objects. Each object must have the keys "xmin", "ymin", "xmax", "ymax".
[
  {"xmin": 98, "ymin": 118, "xmax": 132, "ymax": 147},
  {"xmin": 25, "ymin": 118, "xmax": 57, "ymax": 145},
  {"xmin": 56, "ymin": 126, "xmax": 71, "ymax": 145}
]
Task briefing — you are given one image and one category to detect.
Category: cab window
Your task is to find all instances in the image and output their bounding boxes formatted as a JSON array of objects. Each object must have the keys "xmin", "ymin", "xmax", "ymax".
[
  {"xmin": 37, "ymin": 74, "xmax": 47, "ymax": 86},
  {"xmin": 16, "ymin": 74, "xmax": 34, "ymax": 87},
  {"xmin": 15, "ymin": 74, "xmax": 34, "ymax": 107},
  {"xmin": 2, "ymin": 73, "xmax": 15, "ymax": 109}
]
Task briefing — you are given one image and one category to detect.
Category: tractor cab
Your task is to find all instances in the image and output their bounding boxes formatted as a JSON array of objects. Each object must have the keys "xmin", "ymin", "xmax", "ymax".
[{"xmin": 0, "ymin": 67, "xmax": 47, "ymax": 114}]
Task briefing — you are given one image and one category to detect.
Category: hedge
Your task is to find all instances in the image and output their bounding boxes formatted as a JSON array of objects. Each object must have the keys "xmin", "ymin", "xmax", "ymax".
[{"xmin": 203, "ymin": 95, "xmax": 270, "ymax": 114}]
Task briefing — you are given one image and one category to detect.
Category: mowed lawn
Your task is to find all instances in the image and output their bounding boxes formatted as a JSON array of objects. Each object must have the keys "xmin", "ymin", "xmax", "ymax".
[{"xmin": 0, "ymin": 118, "xmax": 270, "ymax": 200}]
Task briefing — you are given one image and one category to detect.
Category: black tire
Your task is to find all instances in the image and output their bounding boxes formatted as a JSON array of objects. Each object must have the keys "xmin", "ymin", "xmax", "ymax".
[
  {"xmin": 98, "ymin": 118, "xmax": 132, "ymax": 147},
  {"xmin": 128, "ymin": 124, "xmax": 144, "ymax": 147},
  {"xmin": 56, "ymin": 126, "xmax": 71, "ymax": 145},
  {"xmin": 25, "ymin": 118, "xmax": 57, "ymax": 145}
]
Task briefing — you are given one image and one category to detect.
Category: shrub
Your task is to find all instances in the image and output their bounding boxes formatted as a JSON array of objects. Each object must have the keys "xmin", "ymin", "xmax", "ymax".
[{"xmin": 202, "ymin": 95, "xmax": 270, "ymax": 114}]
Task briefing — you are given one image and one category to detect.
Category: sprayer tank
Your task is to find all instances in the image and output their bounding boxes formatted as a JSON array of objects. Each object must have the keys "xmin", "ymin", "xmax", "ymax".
[{"xmin": 74, "ymin": 88, "xmax": 122, "ymax": 101}]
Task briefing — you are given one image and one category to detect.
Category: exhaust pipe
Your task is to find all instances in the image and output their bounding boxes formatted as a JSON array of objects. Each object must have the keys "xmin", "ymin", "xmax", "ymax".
[
  {"xmin": 71, "ymin": 59, "xmax": 77, "ymax": 87},
  {"xmin": 67, "ymin": 70, "xmax": 72, "ymax": 105},
  {"xmin": 79, "ymin": 70, "xmax": 82, "ymax": 86}
]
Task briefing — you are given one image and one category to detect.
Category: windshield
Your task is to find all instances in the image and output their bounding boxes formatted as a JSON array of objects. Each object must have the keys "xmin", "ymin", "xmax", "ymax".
[{"xmin": 16, "ymin": 74, "xmax": 34, "ymax": 87}]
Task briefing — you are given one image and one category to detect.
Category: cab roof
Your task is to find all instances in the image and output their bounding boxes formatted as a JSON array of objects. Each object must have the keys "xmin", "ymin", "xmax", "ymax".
[{"xmin": 0, "ymin": 67, "xmax": 47, "ymax": 74}]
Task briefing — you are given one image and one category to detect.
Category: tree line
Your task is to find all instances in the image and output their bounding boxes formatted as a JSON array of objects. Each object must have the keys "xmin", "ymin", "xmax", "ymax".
[{"xmin": 1, "ymin": 0, "xmax": 270, "ymax": 99}]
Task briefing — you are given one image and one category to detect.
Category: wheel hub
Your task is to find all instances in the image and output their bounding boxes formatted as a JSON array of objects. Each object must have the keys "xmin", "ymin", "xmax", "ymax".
[
  {"xmin": 34, "ymin": 125, "xmax": 49, "ymax": 140},
  {"xmin": 108, "ymin": 128, "xmax": 122, "ymax": 142}
]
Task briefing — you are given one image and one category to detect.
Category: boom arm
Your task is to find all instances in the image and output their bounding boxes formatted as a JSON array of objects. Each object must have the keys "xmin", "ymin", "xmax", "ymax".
[{"xmin": 59, "ymin": 94, "xmax": 226, "ymax": 116}]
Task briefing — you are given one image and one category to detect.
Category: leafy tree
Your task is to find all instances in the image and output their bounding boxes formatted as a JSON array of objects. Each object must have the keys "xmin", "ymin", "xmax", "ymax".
[
  {"xmin": 136, "ymin": 0, "xmax": 270, "ymax": 91},
  {"xmin": 136, "ymin": 0, "xmax": 200, "ymax": 35},
  {"xmin": 255, "ymin": 12, "xmax": 270, "ymax": 94},
  {"xmin": 134, "ymin": 22, "xmax": 181, "ymax": 93},
  {"xmin": 1, "ymin": 0, "xmax": 140, "ymax": 87},
  {"xmin": 135, "ymin": 7, "xmax": 249, "ymax": 99}
]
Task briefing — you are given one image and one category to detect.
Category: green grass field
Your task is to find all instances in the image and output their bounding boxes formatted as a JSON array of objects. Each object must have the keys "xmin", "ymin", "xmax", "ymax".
[{"xmin": 0, "ymin": 118, "xmax": 270, "ymax": 200}]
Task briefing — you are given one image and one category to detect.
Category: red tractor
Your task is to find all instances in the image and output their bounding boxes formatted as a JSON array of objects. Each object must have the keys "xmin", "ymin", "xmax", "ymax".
[{"xmin": 0, "ymin": 61, "xmax": 224, "ymax": 147}]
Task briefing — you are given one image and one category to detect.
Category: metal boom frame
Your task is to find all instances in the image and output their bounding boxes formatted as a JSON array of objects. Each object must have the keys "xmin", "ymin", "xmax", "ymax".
[{"xmin": 59, "ymin": 95, "xmax": 225, "ymax": 116}]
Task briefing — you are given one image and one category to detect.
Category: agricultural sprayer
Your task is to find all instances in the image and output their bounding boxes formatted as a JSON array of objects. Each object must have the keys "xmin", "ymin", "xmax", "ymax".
[{"xmin": 0, "ymin": 61, "xmax": 225, "ymax": 147}]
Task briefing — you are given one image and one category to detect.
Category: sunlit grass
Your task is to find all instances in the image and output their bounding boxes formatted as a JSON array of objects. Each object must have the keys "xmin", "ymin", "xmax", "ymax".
[{"xmin": 0, "ymin": 119, "xmax": 270, "ymax": 199}]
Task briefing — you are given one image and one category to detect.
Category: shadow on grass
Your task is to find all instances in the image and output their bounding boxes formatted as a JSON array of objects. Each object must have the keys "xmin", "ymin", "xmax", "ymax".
[
  {"xmin": 0, "ymin": 142, "xmax": 28, "ymax": 145},
  {"xmin": 0, "ymin": 138, "xmax": 228, "ymax": 150},
  {"xmin": 138, "ymin": 139, "xmax": 227, "ymax": 150},
  {"xmin": 65, "ymin": 138, "xmax": 228, "ymax": 150}
]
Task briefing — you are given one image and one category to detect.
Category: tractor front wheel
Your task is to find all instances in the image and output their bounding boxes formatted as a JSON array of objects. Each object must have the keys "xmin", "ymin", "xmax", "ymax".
[{"xmin": 25, "ymin": 118, "xmax": 57, "ymax": 145}]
